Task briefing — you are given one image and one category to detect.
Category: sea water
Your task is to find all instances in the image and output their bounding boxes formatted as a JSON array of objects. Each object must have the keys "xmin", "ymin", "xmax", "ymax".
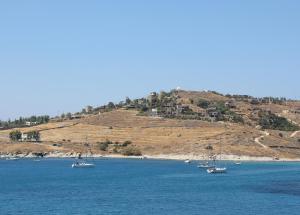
[{"xmin": 0, "ymin": 159, "xmax": 300, "ymax": 215}]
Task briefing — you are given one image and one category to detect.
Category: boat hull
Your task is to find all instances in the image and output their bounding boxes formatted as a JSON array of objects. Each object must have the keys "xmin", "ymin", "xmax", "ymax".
[
  {"xmin": 72, "ymin": 163, "xmax": 95, "ymax": 168},
  {"xmin": 207, "ymin": 167, "xmax": 227, "ymax": 174}
]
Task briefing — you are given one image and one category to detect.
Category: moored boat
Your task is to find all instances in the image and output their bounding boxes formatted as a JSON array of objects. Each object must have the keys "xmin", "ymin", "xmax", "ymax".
[
  {"xmin": 72, "ymin": 162, "xmax": 95, "ymax": 168},
  {"xmin": 207, "ymin": 167, "xmax": 227, "ymax": 174}
]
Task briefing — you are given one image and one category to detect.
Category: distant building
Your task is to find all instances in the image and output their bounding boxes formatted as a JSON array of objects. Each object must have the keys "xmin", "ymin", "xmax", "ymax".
[
  {"xmin": 148, "ymin": 92, "xmax": 158, "ymax": 105},
  {"xmin": 225, "ymin": 99, "xmax": 237, "ymax": 108},
  {"xmin": 21, "ymin": 132, "xmax": 39, "ymax": 142},
  {"xmin": 21, "ymin": 133, "xmax": 28, "ymax": 141},
  {"xmin": 25, "ymin": 121, "xmax": 37, "ymax": 126},
  {"xmin": 206, "ymin": 107, "xmax": 220, "ymax": 118},
  {"xmin": 208, "ymin": 111, "xmax": 219, "ymax": 118},
  {"xmin": 85, "ymin": 106, "xmax": 93, "ymax": 113},
  {"xmin": 150, "ymin": 108, "xmax": 158, "ymax": 117},
  {"xmin": 71, "ymin": 114, "xmax": 82, "ymax": 119}
]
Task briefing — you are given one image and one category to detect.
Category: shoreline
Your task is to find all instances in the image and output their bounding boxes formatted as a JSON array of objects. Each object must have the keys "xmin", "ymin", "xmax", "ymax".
[{"xmin": 1, "ymin": 152, "xmax": 300, "ymax": 162}]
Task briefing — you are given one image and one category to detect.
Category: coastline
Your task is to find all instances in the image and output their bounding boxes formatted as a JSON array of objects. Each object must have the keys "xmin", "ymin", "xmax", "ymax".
[{"xmin": 1, "ymin": 152, "xmax": 300, "ymax": 162}]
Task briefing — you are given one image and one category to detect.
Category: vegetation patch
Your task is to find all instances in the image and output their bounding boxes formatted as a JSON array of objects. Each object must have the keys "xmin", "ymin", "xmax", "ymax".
[
  {"xmin": 121, "ymin": 146, "xmax": 142, "ymax": 156},
  {"xmin": 259, "ymin": 111, "xmax": 299, "ymax": 131}
]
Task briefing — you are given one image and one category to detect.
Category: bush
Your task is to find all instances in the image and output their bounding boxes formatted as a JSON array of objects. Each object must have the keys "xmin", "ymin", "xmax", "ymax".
[
  {"xmin": 196, "ymin": 99, "xmax": 210, "ymax": 109},
  {"xmin": 99, "ymin": 142, "xmax": 109, "ymax": 151},
  {"xmin": 215, "ymin": 102, "xmax": 229, "ymax": 114},
  {"xmin": 121, "ymin": 146, "xmax": 142, "ymax": 156},
  {"xmin": 259, "ymin": 112, "xmax": 299, "ymax": 131},
  {"xmin": 122, "ymin": 140, "xmax": 132, "ymax": 147},
  {"xmin": 9, "ymin": 130, "xmax": 22, "ymax": 141},
  {"xmin": 205, "ymin": 145, "xmax": 213, "ymax": 150},
  {"xmin": 26, "ymin": 130, "xmax": 40, "ymax": 142}
]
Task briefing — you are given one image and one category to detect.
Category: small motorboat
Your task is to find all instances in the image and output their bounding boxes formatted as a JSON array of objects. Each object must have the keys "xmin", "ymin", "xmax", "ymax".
[
  {"xmin": 184, "ymin": 159, "xmax": 191, "ymax": 164},
  {"xmin": 6, "ymin": 157, "xmax": 20, "ymax": 161},
  {"xmin": 198, "ymin": 163, "xmax": 216, "ymax": 169},
  {"xmin": 207, "ymin": 167, "xmax": 227, "ymax": 174},
  {"xmin": 235, "ymin": 162, "xmax": 242, "ymax": 165},
  {"xmin": 72, "ymin": 162, "xmax": 95, "ymax": 168}
]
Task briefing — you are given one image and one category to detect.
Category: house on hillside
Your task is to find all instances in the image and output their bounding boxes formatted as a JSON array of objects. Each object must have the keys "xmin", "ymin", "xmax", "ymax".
[
  {"xmin": 25, "ymin": 121, "xmax": 37, "ymax": 126},
  {"xmin": 21, "ymin": 132, "xmax": 40, "ymax": 142},
  {"xmin": 206, "ymin": 107, "xmax": 220, "ymax": 119},
  {"xmin": 249, "ymin": 98, "xmax": 260, "ymax": 105},
  {"xmin": 71, "ymin": 114, "xmax": 82, "ymax": 119},
  {"xmin": 225, "ymin": 99, "xmax": 237, "ymax": 108},
  {"xmin": 150, "ymin": 108, "xmax": 158, "ymax": 117},
  {"xmin": 176, "ymin": 105, "xmax": 190, "ymax": 115},
  {"xmin": 85, "ymin": 106, "xmax": 93, "ymax": 113}
]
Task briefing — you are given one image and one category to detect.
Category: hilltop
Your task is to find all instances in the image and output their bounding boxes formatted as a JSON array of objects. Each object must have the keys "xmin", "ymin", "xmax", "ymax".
[{"xmin": 1, "ymin": 89, "xmax": 300, "ymax": 160}]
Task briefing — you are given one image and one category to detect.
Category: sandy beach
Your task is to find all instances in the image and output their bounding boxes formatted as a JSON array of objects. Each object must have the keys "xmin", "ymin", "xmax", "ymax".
[{"xmin": 1, "ymin": 152, "xmax": 300, "ymax": 162}]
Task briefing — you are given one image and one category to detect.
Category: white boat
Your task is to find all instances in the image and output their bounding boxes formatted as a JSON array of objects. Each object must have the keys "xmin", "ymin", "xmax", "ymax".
[
  {"xmin": 72, "ymin": 162, "xmax": 95, "ymax": 168},
  {"xmin": 72, "ymin": 137, "xmax": 96, "ymax": 169},
  {"xmin": 206, "ymin": 134, "xmax": 227, "ymax": 174},
  {"xmin": 198, "ymin": 163, "xmax": 216, "ymax": 169},
  {"xmin": 207, "ymin": 167, "xmax": 227, "ymax": 174},
  {"xmin": 235, "ymin": 162, "xmax": 242, "ymax": 165},
  {"xmin": 184, "ymin": 159, "xmax": 191, "ymax": 164},
  {"xmin": 6, "ymin": 157, "xmax": 19, "ymax": 161}
]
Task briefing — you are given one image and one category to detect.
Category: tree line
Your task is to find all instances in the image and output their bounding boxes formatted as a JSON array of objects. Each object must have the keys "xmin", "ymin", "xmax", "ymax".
[
  {"xmin": 9, "ymin": 130, "xmax": 40, "ymax": 142},
  {"xmin": 0, "ymin": 115, "xmax": 50, "ymax": 129}
]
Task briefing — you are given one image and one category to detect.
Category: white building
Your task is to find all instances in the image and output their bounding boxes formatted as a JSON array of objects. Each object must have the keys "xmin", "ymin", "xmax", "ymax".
[
  {"xmin": 25, "ymin": 121, "xmax": 37, "ymax": 126},
  {"xmin": 150, "ymin": 108, "xmax": 158, "ymax": 117},
  {"xmin": 21, "ymin": 133, "xmax": 28, "ymax": 141}
]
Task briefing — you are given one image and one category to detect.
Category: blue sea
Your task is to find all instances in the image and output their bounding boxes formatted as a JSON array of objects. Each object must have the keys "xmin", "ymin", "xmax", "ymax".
[{"xmin": 0, "ymin": 159, "xmax": 300, "ymax": 215}]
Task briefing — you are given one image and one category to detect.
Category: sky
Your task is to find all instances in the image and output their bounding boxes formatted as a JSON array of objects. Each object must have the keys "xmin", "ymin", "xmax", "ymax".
[{"xmin": 0, "ymin": 0, "xmax": 300, "ymax": 120}]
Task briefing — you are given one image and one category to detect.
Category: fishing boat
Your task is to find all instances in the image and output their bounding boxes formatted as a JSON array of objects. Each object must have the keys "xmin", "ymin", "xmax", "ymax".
[
  {"xmin": 72, "ymin": 137, "xmax": 96, "ymax": 168},
  {"xmin": 198, "ymin": 162, "xmax": 215, "ymax": 169},
  {"xmin": 185, "ymin": 159, "xmax": 191, "ymax": 164},
  {"xmin": 6, "ymin": 157, "xmax": 20, "ymax": 161},
  {"xmin": 72, "ymin": 162, "xmax": 95, "ymax": 168},
  {"xmin": 207, "ymin": 167, "xmax": 227, "ymax": 174}
]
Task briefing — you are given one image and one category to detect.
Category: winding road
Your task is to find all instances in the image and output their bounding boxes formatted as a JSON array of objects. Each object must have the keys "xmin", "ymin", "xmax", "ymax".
[{"xmin": 254, "ymin": 131, "xmax": 270, "ymax": 149}]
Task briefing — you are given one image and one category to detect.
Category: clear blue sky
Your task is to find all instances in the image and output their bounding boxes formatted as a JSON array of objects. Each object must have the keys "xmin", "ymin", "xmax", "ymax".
[{"xmin": 1, "ymin": 0, "xmax": 299, "ymax": 120}]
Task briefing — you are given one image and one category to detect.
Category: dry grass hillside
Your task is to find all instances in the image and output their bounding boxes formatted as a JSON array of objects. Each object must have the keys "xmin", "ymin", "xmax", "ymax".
[{"xmin": 1, "ymin": 90, "xmax": 300, "ymax": 159}]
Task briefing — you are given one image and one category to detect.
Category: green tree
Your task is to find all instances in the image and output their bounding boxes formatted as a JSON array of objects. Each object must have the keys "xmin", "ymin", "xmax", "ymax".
[
  {"xmin": 66, "ymin": 112, "xmax": 72, "ymax": 119},
  {"xmin": 27, "ymin": 130, "xmax": 40, "ymax": 142},
  {"xmin": 196, "ymin": 99, "xmax": 210, "ymax": 109},
  {"xmin": 125, "ymin": 97, "xmax": 132, "ymax": 105},
  {"xmin": 9, "ymin": 130, "xmax": 22, "ymax": 142}
]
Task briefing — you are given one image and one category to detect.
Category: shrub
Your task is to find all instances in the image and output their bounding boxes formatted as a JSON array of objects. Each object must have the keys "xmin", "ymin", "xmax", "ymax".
[
  {"xmin": 196, "ymin": 99, "xmax": 210, "ymax": 109},
  {"xmin": 205, "ymin": 145, "xmax": 213, "ymax": 150},
  {"xmin": 259, "ymin": 112, "xmax": 299, "ymax": 131},
  {"xmin": 113, "ymin": 146, "xmax": 119, "ymax": 153},
  {"xmin": 26, "ymin": 130, "xmax": 40, "ymax": 142},
  {"xmin": 9, "ymin": 130, "xmax": 22, "ymax": 141},
  {"xmin": 99, "ymin": 142, "xmax": 109, "ymax": 151},
  {"xmin": 215, "ymin": 102, "xmax": 229, "ymax": 114},
  {"xmin": 121, "ymin": 146, "xmax": 142, "ymax": 156},
  {"xmin": 122, "ymin": 140, "xmax": 132, "ymax": 147}
]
